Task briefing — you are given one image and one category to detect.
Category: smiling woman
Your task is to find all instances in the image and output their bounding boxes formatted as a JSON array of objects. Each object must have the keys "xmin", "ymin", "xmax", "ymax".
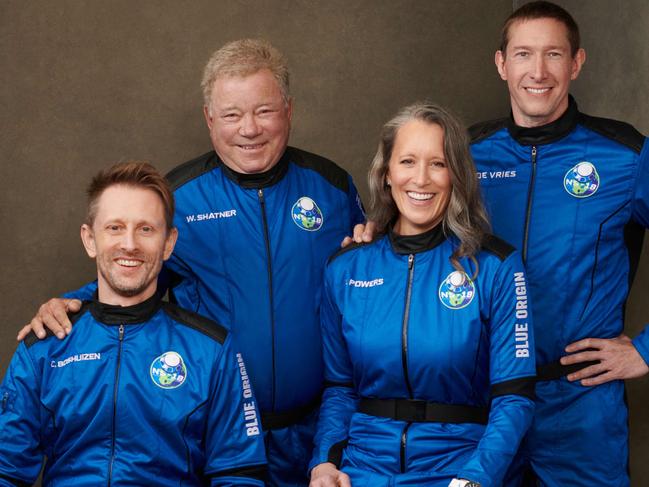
[{"xmin": 310, "ymin": 103, "xmax": 538, "ymax": 487}]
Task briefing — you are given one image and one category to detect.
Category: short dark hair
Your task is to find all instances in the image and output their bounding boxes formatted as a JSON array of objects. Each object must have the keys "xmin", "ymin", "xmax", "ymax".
[
  {"xmin": 500, "ymin": 1, "xmax": 580, "ymax": 57},
  {"xmin": 86, "ymin": 161, "xmax": 175, "ymax": 230}
]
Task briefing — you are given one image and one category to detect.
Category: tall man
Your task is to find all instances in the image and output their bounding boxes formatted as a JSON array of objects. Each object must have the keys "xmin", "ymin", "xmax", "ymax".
[
  {"xmin": 470, "ymin": 2, "xmax": 649, "ymax": 485},
  {"xmin": 20, "ymin": 39, "xmax": 365, "ymax": 486},
  {"xmin": 0, "ymin": 162, "xmax": 266, "ymax": 485}
]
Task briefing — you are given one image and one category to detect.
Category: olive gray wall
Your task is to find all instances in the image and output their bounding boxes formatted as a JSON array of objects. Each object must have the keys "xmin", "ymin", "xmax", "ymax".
[{"xmin": 1, "ymin": 0, "xmax": 648, "ymax": 479}]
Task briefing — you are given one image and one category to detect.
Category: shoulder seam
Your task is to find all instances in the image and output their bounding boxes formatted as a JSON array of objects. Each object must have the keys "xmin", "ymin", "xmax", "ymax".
[
  {"xmin": 327, "ymin": 241, "xmax": 373, "ymax": 264},
  {"xmin": 162, "ymin": 302, "xmax": 228, "ymax": 344},
  {"xmin": 578, "ymin": 113, "xmax": 645, "ymax": 154},
  {"xmin": 469, "ymin": 118, "xmax": 508, "ymax": 143},
  {"xmin": 481, "ymin": 234, "xmax": 516, "ymax": 261},
  {"xmin": 165, "ymin": 151, "xmax": 220, "ymax": 190},
  {"xmin": 287, "ymin": 146, "xmax": 350, "ymax": 193}
]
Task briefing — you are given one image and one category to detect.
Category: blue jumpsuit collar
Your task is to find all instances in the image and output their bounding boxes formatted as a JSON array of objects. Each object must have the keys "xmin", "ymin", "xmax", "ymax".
[
  {"xmin": 507, "ymin": 95, "xmax": 579, "ymax": 146},
  {"xmin": 88, "ymin": 291, "xmax": 162, "ymax": 325},
  {"xmin": 388, "ymin": 223, "xmax": 446, "ymax": 254}
]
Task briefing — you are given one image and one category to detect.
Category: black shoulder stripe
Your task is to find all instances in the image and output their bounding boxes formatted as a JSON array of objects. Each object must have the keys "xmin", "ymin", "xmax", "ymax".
[
  {"xmin": 327, "ymin": 237, "xmax": 376, "ymax": 264},
  {"xmin": 327, "ymin": 439, "xmax": 349, "ymax": 467},
  {"xmin": 578, "ymin": 113, "xmax": 645, "ymax": 154},
  {"xmin": 24, "ymin": 301, "xmax": 91, "ymax": 349},
  {"xmin": 209, "ymin": 464, "xmax": 267, "ymax": 481},
  {"xmin": 287, "ymin": 146, "xmax": 350, "ymax": 193},
  {"xmin": 491, "ymin": 376, "xmax": 536, "ymax": 400},
  {"xmin": 165, "ymin": 151, "xmax": 220, "ymax": 190},
  {"xmin": 481, "ymin": 234, "xmax": 516, "ymax": 261},
  {"xmin": 161, "ymin": 302, "xmax": 228, "ymax": 344},
  {"xmin": 469, "ymin": 118, "xmax": 508, "ymax": 143},
  {"xmin": 323, "ymin": 380, "xmax": 354, "ymax": 389}
]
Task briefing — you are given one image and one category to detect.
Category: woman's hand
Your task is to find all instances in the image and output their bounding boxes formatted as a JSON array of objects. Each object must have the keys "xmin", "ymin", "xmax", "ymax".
[{"xmin": 310, "ymin": 462, "xmax": 351, "ymax": 487}]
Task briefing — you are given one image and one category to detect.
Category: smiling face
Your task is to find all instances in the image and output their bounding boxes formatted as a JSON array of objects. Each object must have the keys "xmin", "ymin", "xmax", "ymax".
[
  {"xmin": 81, "ymin": 185, "xmax": 177, "ymax": 306},
  {"xmin": 496, "ymin": 17, "xmax": 585, "ymax": 127},
  {"xmin": 203, "ymin": 68, "xmax": 292, "ymax": 174},
  {"xmin": 387, "ymin": 120, "xmax": 452, "ymax": 236}
]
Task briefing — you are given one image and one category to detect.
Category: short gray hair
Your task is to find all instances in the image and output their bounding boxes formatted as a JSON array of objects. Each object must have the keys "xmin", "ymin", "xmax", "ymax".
[
  {"xmin": 201, "ymin": 39, "xmax": 290, "ymax": 107},
  {"xmin": 367, "ymin": 102, "xmax": 490, "ymax": 273}
]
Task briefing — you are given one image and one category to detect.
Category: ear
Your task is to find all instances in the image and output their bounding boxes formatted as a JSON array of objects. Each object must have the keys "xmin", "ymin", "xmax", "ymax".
[
  {"xmin": 203, "ymin": 104, "xmax": 214, "ymax": 130},
  {"xmin": 571, "ymin": 48, "xmax": 586, "ymax": 80},
  {"xmin": 163, "ymin": 228, "xmax": 178, "ymax": 261},
  {"xmin": 80, "ymin": 224, "xmax": 97, "ymax": 259},
  {"xmin": 495, "ymin": 50, "xmax": 507, "ymax": 80}
]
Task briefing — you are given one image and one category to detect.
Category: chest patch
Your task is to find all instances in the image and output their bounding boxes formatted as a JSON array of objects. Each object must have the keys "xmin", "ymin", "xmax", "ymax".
[
  {"xmin": 564, "ymin": 161, "xmax": 600, "ymax": 198},
  {"xmin": 439, "ymin": 271, "xmax": 475, "ymax": 309},
  {"xmin": 291, "ymin": 196, "xmax": 324, "ymax": 231},
  {"xmin": 150, "ymin": 351, "xmax": 187, "ymax": 389}
]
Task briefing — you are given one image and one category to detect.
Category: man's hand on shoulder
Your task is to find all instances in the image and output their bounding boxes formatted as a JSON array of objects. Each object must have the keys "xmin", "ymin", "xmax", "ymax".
[
  {"xmin": 340, "ymin": 220, "xmax": 377, "ymax": 248},
  {"xmin": 17, "ymin": 298, "xmax": 82, "ymax": 341},
  {"xmin": 562, "ymin": 334, "xmax": 649, "ymax": 386}
]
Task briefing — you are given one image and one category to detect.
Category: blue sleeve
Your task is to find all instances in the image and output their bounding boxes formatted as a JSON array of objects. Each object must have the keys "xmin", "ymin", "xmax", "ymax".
[
  {"xmin": 347, "ymin": 175, "xmax": 366, "ymax": 228},
  {"xmin": 310, "ymin": 264, "xmax": 358, "ymax": 470},
  {"xmin": 631, "ymin": 138, "xmax": 649, "ymax": 364},
  {"xmin": 457, "ymin": 252, "xmax": 536, "ymax": 487},
  {"xmin": 204, "ymin": 336, "xmax": 266, "ymax": 486},
  {"xmin": 0, "ymin": 344, "xmax": 44, "ymax": 485},
  {"xmin": 62, "ymin": 280, "xmax": 97, "ymax": 300}
]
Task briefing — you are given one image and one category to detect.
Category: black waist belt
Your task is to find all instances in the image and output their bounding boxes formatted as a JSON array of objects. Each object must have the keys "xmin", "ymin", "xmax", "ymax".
[
  {"xmin": 359, "ymin": 397, "xmax": 489, "ymax": 424},
  {"xmin": 536, "ymin": 360, "xmax": 599, "ymax": 382},
  {"xmin": 261, "ymin": 395, "xmax": 321, "ymax": 431}
]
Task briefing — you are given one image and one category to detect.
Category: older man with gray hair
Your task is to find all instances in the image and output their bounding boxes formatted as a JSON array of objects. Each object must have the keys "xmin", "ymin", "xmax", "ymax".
[{"xmin": 22, "ymin": 39, "xmax": 367, "ymax": 486}]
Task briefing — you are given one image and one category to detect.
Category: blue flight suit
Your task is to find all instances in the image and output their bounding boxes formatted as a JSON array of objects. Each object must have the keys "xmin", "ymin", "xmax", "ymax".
[
  {"xmin": 0, "ymin": 294, "xmax": 266, "ymax": 486},
  {"xmin": 312, "ymin": 226, "xmax": 536, "ymax": 487},
  {"xmin": 470, "ymin": 96, "xmax": 649, "ymax": 486}
]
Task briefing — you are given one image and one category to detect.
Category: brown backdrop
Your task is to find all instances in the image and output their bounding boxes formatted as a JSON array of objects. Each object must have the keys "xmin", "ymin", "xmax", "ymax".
[{"xmin": 1, "ymin": 0, "xmax": 647, "ymax": 479}]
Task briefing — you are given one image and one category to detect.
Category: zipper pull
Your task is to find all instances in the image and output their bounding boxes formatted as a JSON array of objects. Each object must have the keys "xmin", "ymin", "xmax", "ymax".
[
  {"xmin": 1, "ymin": 391, "xmax": 8, "ymax": 412},
  {"xmin": 408, "ymin": 254, "xmax": 414, "ymax": 269},
  {"xmin": 118, "ymin": 324, "xmax": 124, "ymax": 341},
  {"xmin": 257, "ymin": 188, "xmax": 264, "ymax": 201},
  {"xmin": 531, "ymin": 146, "xmax": 537, "ymax": 160}
]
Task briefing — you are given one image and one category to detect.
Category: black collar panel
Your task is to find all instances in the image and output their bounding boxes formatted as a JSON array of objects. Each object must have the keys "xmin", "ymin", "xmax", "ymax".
[
  {"xmin": 507, "ymin": 95, "xmax": 579, "ymax": 146},
  {"xmin": 88, "ymin": 292, "xmax": 162, "ymax": 325},
  {"xmin": 389, "ymin": 224, "xmax": 446, "ymax": 255},
  {"xmin": 219, "ymin": 150, "xmax": 290, "ymax": 189}
]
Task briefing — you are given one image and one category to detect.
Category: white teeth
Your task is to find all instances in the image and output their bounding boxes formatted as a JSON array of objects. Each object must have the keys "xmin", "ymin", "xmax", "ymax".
[
  {"xmin": 116, "ymin": 259, "xmax": 140, "ymax": 267},
  {"xmin": 526, "ymin": 87, "xmax": 550, "ymax": 94},
  {"xmin": 407, "ymin": 191, "xmax": 433, "ymax": 201},
  {"xmin": 239, "ymin": 144, "xmax": 264, "ymax": 150}
]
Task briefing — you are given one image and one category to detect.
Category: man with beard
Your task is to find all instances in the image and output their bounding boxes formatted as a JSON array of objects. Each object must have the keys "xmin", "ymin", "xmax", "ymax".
[{"xmin": 0, "ymin": 161, "xmax": 266, "ymax": 485}]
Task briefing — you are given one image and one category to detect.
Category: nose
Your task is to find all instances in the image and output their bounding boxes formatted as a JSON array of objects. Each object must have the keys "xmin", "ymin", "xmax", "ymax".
[
  {"xmin": 531, "ymin": 54, "xmax": 548, "ymax": 80},
  {"xmin": 120, "ymin": 229, "xmax": 137, "ymax": 252},
  {"xmin": 239, "ymin": 113, "xmax": 261, "ymax": 138},
  {"xmin": 413, "ymin": 161, "xmax": 431, "ymax": 186}
]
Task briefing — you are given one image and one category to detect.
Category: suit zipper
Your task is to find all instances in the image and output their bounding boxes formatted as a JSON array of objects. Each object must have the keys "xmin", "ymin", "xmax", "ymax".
[
  {"xmin": 1, "ymin": 391, "xmax": 8, "ymax": 412},
  {"xmin": 108, "ymin": 324, "xmax": 125, "ymax": 486},
  {"xmin": 401, "ymin": 254, "xmax": 415, "ymax": 397},
  {"xmin": 399, "ymin": 254, "xmax": 415, "ymax": 473},
  {"xmin": 257, "ymin": 188, "xmax": 277, "ymax": 411},
  {"xmin": 522, "ymin": 145, "xmax": 538, "ymax": 263}
]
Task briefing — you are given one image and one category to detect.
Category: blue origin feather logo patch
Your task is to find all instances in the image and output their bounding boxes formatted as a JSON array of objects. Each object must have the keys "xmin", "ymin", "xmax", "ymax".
[
  {"xmin": 291, "ymin": 196, "xmax": 324, "ymax": 231},
  {"xmin": 150, "ymin": 351, "xmax": 187, "ymax": 389},
  {"xmin": 564, "ymin": 162, "xmax": 600, "ymax": 198},
  {"xmin": 439, "ymin": 271, "xmax": 475, "ymax": 309}
]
